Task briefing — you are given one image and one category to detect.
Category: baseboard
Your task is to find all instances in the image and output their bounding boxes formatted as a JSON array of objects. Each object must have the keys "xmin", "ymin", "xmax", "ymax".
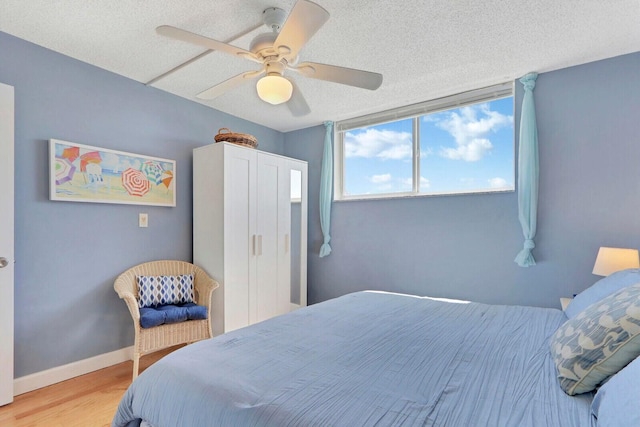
[
  {"xmin": 290, "ymin": 302, "xmax": 301, "ymax": 311},
  {"xmin": 13, "ymin": 346, "xmax": 133, "ymax": 396}
]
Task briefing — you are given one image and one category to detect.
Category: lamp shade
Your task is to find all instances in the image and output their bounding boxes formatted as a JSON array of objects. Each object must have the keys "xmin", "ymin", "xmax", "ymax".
[
  {"xmin": 256, "ymin": 75, "xmax": 292, "ymax": 105},
  {"xmin": 592, "ymin": 247, "xmax": 640, "ymax": 276}
]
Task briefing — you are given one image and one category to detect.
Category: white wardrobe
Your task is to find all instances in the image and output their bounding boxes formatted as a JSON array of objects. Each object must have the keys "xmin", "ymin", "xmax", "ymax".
[{"xmin": 193, "ymin": 142, "xmax": 308, "ymax": 336}]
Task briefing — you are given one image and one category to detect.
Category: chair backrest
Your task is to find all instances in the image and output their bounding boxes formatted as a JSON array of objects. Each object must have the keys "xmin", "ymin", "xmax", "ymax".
[{"xmin": 114, "ymin": 260, "xmax": 204, "ymax": 301}]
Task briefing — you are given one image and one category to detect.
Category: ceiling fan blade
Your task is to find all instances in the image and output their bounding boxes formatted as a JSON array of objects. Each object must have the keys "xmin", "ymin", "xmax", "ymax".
[
  {"xmin": 287, "ymin": 80, "xmax": 311, "ymax": 117},
  {"xmin": 294, "ymin": 61, "xmax": 383, "ymax": 90},
  {"xmin": 196, "ymin": 70, "xmax": 264, "ymax": 100},
  {"xmin": 274, "ymin": 0, "xmax": 329, "ymax": 59},
  {"xmin": 156, "ymin": 25, "xmax": 260, "ymax": 63}
]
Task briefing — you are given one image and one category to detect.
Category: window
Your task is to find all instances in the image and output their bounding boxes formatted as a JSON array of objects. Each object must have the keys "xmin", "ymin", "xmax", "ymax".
[{"xmin": 334, "ymin": 83, "xmax": 514, "ymax": 200}]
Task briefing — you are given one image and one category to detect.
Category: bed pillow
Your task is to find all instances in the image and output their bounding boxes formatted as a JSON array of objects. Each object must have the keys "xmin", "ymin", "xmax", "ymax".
[
  {"xmin": 564, "ymin": 268, "xmax": 640, "ymax": 318},
  {"xmin": 137, "ymin": 274, "xmax": 195, "ymax": 308},
  {"xmin": 550, "ymin": 282, "xmax": 640, "ymax": 395},
  {"xmin": 591, "ymin": 355, "xmax": 640, "ymax": 427}
]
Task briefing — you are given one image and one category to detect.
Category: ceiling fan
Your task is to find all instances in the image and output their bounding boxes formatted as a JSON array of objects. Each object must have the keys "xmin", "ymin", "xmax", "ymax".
[{"xmin": 156, "ymin": 0, "xmax": 383, "ymax": 116}]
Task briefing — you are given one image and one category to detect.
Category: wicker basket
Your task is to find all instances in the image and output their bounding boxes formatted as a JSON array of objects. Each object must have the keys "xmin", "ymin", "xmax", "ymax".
[{"xmin": 214, "ymin": 128, "xmax": 258, "ymax": 149}]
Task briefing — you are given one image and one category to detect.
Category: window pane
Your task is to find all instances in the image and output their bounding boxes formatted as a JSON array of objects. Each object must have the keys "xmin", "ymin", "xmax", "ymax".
[
  {"xmin": 419, "ymin": 97, "xmax": 514, "ymax": 194},
  {"xmin": 343, "ymin": 118, "xmax": 413, "ymax": 196}
]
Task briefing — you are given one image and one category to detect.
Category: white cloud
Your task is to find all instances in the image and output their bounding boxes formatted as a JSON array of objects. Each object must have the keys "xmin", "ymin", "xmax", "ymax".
[
  {"xmin": 441, "ymin": 138, "xmax": 493, "ymax": 162},
  {"xmin": 488, "ymin": 177, "xmax": 511, "ymax": 189},
  {"xmin": 370, "ymin": 173, "xmax": 392, "ymax": 184},
  {"xmin": 378, "ymin": 144, "xmax": 412, "ymax": 160},
  {"xmin": 420, "ymin": 147, "xmax": 433, "ymax": 158},
  {"xmin": 420, "ymin": 176, "xmax": 430, "ymax": 188},
  {"xmin": 345, "ymin": 128, "xmax": 412, "ymax": 160},
  {"xmin": 436, "ymin": 103, "xmax": 512, "ymax": 162}
]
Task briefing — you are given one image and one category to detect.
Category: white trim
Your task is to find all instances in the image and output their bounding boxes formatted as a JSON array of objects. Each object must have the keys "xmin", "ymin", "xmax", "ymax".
[
  {"xmin": 337, "ymin": 187, "xmax": 515, "ymax": 202},
  {"xmin": 333, "ymin": 125, "xmax": 344, "ymax": 206},
  {"xmin": 299, "ymin": 161, "xmax": 308, "ymax": 308},
  {"xmin": 13, "ymin": 346, "xmax": 133, "ymax": 396},
  {"xmin": 335, "ymin": 82, "xmax": 513, "ymax": 132},
  {"xmin": 0, "ymin": 82, "xmax": 15, "ymax": 406},
  {"xmin": 290, "ymin": 302, "xmax": 301, "ymax": 311},
  {"xmin": 412, "ymin": 116, "xmax": 420, "ymax": 193}
]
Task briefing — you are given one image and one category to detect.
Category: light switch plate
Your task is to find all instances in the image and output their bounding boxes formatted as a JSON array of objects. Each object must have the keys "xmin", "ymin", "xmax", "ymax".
[{"xmin": 139, "ymin": 213, "xmax": 148, "ymax": 228}]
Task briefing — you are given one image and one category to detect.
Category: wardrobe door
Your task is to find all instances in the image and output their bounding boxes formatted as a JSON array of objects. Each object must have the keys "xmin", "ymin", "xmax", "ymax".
[
  {"xmin": 276, "ymin": 158, "xmax": 292, "ymax": 315},
  {"xmin": 223, "ymin": 144, "xmax": 257, "ymax": 332},
  {"xmin": 255, "ymin": 153, "xmax": 290, "ymax": 322},
  {"xmin": 193, "ymin": 144, "xmax": 223, "ymax": 335}
]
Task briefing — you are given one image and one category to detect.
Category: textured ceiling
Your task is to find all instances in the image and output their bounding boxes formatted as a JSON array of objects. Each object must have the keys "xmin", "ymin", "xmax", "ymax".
[{"xmin": 1, "ymin": 1, "xmax": 639, "ymax": 132}]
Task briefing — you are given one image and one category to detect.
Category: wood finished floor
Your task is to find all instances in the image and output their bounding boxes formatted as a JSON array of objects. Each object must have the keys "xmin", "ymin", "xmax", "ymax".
[{"xmin": 0, "ymin": 346, "xmax": 181, "ymax": 427}]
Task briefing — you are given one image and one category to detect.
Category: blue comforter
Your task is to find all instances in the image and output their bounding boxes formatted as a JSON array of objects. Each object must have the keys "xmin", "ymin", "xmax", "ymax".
[{"xmin": 112, "ymin": 291, "xmax": 594, "ymax": 427}]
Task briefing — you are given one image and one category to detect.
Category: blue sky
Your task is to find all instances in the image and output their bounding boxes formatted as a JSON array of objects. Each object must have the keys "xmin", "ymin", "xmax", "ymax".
[{"xmin": 343, "ymin": 97, "xmax": 514, "ymax": 196}]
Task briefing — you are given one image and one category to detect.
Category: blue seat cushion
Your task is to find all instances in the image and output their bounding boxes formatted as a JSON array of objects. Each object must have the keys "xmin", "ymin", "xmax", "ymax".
[{"xmin": 139, "ymin": 303, "xmax": 208, "ymax": 329}]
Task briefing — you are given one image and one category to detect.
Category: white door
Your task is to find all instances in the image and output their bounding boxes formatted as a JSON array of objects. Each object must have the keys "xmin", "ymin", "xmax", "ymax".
[
  {"xmin": 0, "ymin": 82, "xmax": 15, "ymax": 406},
  {"xmin": 223, "ymin": 144, "xmax": 256, "ymax": 332},
  {"xmin": 255, "ymin": 153, "xmax": 283, "ymax": 322},
  {"xmin": 276, "ymin": 160, "xmax": 292, "ymax": 315},
  {"xmin": 255, "ymin": 153, "xmax": 294, "ymax": 322}
]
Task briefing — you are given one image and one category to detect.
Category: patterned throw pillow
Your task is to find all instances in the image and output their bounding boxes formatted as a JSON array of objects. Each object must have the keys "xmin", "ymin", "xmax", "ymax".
[
  {"xmin": 550, "ymin": 282, "xmax": 640, "ymax": 395},
  {"xmin": 137, "ymin": 274, "xmax": 195, "ymax": 308}
]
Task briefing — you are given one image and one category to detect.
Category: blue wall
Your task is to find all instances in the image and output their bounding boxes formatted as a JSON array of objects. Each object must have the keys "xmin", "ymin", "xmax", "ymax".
[
  {"xmin": 284, "ymin": 51, "xmax": 640, "ymax": 309},
  {"xmin": 0, "ymin": 32, "xmax": 284, "ymax": 377}
]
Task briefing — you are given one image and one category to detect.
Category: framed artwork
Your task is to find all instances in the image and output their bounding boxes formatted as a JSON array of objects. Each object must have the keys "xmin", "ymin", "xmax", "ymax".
[{"xmin": 49, "ymin": 139, "xmax": 176, "ymax": 207}]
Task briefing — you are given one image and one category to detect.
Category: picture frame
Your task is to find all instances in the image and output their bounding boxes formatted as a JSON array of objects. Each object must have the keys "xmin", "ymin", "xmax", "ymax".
[{"xmin": 49, "ymin": 139, "xmax": 176, "ymax": 207}]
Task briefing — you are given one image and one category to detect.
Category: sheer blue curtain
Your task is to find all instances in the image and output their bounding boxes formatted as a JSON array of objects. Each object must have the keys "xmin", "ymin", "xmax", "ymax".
[
  {"xmin": 514, "ymin": 73, "xmax": 539, "ymax": 267},
  {"xmin": 319, "ymin": 121, "xmax": 333, "ymax": 257}
]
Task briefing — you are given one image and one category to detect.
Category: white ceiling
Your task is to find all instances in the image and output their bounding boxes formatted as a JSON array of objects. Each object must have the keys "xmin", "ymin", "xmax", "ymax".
[{"xmin": 1, "ymin": 1, "xmax": 639, "ymax": 132}]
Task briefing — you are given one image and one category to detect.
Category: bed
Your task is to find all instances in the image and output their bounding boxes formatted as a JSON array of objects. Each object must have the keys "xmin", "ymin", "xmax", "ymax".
[
  {"xmin": 115, "ymin": 266, "xmax": 640, "ymax": 427},
  {"xmin": 114, "ymin": 286, "xmax": 638, "ymax": 427}
]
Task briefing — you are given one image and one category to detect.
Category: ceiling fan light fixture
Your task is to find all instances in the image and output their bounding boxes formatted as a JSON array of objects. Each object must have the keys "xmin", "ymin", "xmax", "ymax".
[
  {"xmin": 256, "ymin": 75, "xmax": 293, "ymax": 105},
  {"xmin": 157, "ymin": 0, "xmax": 381, "ymax": 116}
]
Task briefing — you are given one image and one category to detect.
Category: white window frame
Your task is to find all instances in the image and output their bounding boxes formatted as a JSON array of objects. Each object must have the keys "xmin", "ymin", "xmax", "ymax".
[{"xmin": 334, "ymin": 82, "xmax": 515, "ymax": 201}]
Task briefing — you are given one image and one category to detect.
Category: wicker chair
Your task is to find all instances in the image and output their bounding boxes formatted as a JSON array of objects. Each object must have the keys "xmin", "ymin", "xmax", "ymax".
[{"xmin": 114, "ymin": 260, "xmax": 219, "ymax": 380}]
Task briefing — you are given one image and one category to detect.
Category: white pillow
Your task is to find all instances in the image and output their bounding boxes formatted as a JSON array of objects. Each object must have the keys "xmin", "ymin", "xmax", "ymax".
[
  {"xmin": 564, "ymin": 268, "xmax": 640, "ymax": 318},
  {"xmin": 591, "ymin": 355, "xmax": 640, "ymax": 426}
]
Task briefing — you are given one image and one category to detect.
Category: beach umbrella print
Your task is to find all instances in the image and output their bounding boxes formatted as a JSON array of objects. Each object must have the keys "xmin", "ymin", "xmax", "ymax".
[
  {"xmin": 141, "ymin": 161, "xmax": 163, "ymax": 185},
  {"xmin": 80, "ymin": 151, "xmax": 101, "ymax": 172},
  {"xmin": 161, "ymin": 170, "xmax": 173, "ymax": 189},
  {"xmin": 122, "ymin": 167, "xmax": 150, "ymax": 197},
  {"xmin": 54, "ymin": 157, "xmax": 76, "ymax": 185},
  {"xmin": 61, "ymin": 146, "xmax": 80, "ymax": 162}
]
